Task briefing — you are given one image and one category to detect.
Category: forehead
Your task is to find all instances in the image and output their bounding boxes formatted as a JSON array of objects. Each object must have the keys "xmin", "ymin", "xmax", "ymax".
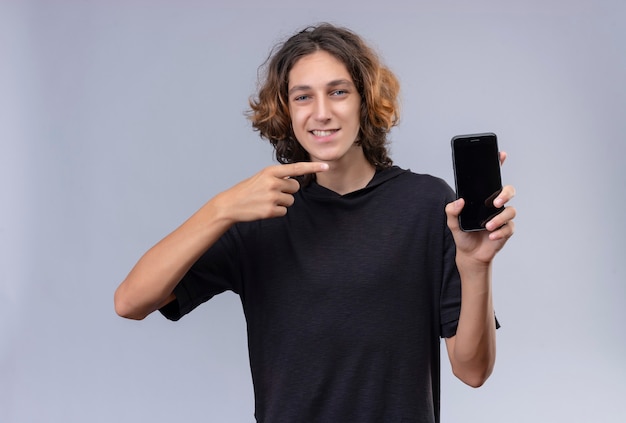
[{"xmin": 288, "ymin": 50, "xmax": 352, "ymax": 87}]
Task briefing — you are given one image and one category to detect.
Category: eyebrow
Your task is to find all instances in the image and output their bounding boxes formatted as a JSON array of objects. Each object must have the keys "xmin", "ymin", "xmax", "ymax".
[{"xmin": 288, "ymin": 79, "xmax": 354, "ymax": 96}]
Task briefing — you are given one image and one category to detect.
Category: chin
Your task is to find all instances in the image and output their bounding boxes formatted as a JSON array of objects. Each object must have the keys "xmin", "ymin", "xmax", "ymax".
[{"xmin": 311, "ymin": 154, "xmax": 342, "ymax": 163}]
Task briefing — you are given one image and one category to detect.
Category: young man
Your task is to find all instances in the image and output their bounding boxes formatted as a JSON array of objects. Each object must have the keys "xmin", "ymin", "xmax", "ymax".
[{"xmin": 115, "ymin": 23, "xmax": 516, "ymax": 423}]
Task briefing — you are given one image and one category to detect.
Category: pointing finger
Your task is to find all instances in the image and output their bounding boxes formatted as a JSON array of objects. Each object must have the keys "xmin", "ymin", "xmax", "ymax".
[{"xmin": 271, "ymin": 162, "xmax": 329, "ymax": 179}]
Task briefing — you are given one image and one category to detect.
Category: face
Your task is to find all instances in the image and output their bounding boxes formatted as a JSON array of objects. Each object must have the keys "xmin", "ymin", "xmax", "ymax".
[{"xmin": 287, "ymin": 50, "xmax": 363, "ymax": 166}]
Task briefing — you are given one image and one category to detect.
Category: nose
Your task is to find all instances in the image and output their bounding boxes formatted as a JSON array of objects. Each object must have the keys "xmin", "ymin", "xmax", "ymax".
[{"xmin": 313, "ymin": 97, "xmax": 331, "ymax": 122}]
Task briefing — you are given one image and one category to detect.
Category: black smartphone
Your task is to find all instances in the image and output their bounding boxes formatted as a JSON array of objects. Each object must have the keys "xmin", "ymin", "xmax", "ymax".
[{"xmin": 451, "ymin": 132, "xmax": 504, "ymax": 232}]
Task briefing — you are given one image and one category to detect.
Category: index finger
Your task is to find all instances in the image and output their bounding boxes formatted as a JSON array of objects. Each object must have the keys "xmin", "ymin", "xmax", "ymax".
[
  {"xmin": 271, "ymin": 162, "xmax": 329, "ymax": 178},
  {"xmin": 494, "ymin": 184, "xmax": 516, "ymax": 208}
]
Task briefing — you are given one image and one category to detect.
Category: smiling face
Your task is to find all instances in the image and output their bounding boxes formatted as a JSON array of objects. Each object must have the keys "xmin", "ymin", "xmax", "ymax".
[{"xmin": 287, "ymin": 50, "xmax": 364, "ymax": 167}]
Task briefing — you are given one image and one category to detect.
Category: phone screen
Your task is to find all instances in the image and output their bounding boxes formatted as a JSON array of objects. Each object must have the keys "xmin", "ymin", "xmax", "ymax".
[{"xmin": 452, "ymin": 133, "xmax": 504, "ymax": 231}]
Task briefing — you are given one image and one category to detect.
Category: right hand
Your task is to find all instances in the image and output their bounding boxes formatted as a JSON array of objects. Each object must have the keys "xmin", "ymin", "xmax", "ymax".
[
  {"xmin": 115, "ymin": 161, "xmax": 327, "ymax": 320},
  {"xmin": 214, "ymin": 162, "xmax": 329, "ymax": 223}
]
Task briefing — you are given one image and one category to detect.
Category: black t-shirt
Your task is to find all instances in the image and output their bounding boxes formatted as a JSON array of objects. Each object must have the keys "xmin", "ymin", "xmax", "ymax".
[{"xmin": 161, "ymin": 166, "xmax": 462, "ymax": 423}]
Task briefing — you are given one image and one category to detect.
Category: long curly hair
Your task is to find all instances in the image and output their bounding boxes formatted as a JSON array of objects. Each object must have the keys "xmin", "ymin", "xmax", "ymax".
[{"xmin": 248, "ymin": 23, "xmax": 400, "ymax": 169}]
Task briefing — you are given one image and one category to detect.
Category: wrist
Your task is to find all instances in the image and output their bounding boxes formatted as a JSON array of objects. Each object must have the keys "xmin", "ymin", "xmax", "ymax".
[
  {"xmin": 455, "ymin": 253, "xmax": 492, "ymax": 277},
  {"xmin": 206, "ymin": 192, "xmax": 238, "ymax": 226}
]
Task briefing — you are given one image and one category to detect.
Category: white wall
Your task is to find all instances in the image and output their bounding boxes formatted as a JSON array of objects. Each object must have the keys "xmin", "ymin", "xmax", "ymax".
[{"xmin": 2, "ymin": 0, "xmax": 624, "ymax": 421}]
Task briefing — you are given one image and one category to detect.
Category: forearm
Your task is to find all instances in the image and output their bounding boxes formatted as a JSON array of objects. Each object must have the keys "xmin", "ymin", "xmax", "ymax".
[
  {"xmin": 446, "ymin": 256, "xmax": 497, "ymax": 387},
  {"xmin": 114, "ymin": 199, "xmax": 234, "ymax": 320}
]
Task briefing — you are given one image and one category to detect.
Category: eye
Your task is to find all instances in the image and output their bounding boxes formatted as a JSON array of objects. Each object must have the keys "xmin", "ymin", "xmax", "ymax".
[
  {"xmin": 331, "ymin": 89, "xmax": 348, "ymax": 97},
  {"xmin": 292, "ymin": 94, "xmax": 311, "ymax": 102}
]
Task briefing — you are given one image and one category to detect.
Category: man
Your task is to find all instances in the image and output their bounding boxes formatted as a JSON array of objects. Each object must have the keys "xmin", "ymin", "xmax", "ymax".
[{"xmin": 115, "ymin": 23, "xmax": 516, "ymax": 422}]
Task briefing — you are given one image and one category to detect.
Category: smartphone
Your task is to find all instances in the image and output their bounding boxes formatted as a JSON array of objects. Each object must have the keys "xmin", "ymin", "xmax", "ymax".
[{"xmin": 451, "ymin": 132, "xmax": 504, "ymax": 232}]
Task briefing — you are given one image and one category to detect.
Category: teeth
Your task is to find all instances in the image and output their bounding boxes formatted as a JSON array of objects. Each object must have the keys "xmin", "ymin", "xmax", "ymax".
[{"xmin": 312, "ymin": 130, "xmax": 335, "ymax": 137}]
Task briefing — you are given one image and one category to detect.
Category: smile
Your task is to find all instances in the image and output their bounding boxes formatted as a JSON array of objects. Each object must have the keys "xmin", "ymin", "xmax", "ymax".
[{"xmin": 311, "ymin": 129, "xmax": 338, "ymax": 137}]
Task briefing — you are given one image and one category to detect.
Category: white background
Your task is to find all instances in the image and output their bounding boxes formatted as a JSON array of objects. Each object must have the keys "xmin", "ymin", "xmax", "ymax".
[{"xmin": 2, "ymin": 0, "xmax": 625, "ymax": 421}]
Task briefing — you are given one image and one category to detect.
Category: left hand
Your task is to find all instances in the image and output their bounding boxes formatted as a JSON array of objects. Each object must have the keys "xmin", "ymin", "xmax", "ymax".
[{"xmin": 445, "ymin": 152, "xmax": 516, "ymax": 265}]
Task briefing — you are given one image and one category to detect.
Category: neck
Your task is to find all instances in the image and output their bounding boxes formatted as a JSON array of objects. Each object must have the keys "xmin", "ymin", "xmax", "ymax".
[{"xmin": 314, "ymin": 150, "xmax": 376, "ymax": 195}]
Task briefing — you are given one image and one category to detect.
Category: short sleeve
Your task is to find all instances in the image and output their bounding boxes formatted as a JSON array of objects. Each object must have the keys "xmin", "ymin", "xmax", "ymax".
[{"xmin": 159, "ymin": 226, "xmax": 243, "ymax": 321}]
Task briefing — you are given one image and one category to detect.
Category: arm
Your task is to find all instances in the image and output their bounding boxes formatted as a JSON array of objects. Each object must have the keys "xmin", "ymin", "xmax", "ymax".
[
  {"xmin": 443, "ymin": 255, "xmax": 497, "ymax": 388},
  {"xmin": 444, "ymin": 154, "xmax": 516, "ymax": 387},
  {"xmin": 114, "ymin": 162, "xmax": 329, "ymax": 320}
]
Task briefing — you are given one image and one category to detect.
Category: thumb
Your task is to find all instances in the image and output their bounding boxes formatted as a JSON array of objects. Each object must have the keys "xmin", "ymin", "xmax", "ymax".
[{"xmin": 445, "ymin": 198, "xmax": 464, "ymax": 231}]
